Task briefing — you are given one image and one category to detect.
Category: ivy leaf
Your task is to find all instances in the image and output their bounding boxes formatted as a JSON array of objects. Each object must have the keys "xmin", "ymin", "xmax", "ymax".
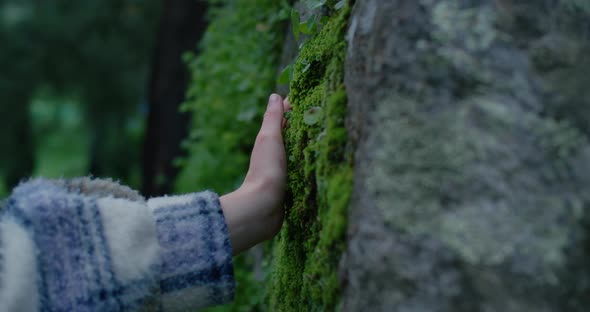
[
  {"xmin": 277, "ymin": 64, "xmax": 293, "ymax": 84},
  {"xmin": 299, "ymin": 16, "xmax": 317, "ymax": 35},
  {"xmin": 304, "ymin": 106, "xmax": 322, "ymax": 125},
  {"xmin": 335, "ymin": 0, "xmax": 346, "ymax": 10},
  {"xmin": 302, "ymin": 62, "xmax": 311, "ymax": 74}
]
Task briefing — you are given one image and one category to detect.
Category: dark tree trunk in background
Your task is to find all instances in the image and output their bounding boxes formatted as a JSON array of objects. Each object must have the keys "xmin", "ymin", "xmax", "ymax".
[
  {"xmin": 0, "ymin": 30, "xmax": 36, "ymax": 190},
  {"xmin": 142, "ymin": 0, "xmax": 208, "ymax": 196},
  {"xmin": 0, "ymin": 94, "xmax": 34, "ymax": 189}
]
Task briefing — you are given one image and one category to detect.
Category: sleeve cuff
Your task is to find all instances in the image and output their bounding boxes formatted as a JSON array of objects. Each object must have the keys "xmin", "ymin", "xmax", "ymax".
[{"xmin": 148, "ymin": 191, "xmax": 235, "ymax": 310}]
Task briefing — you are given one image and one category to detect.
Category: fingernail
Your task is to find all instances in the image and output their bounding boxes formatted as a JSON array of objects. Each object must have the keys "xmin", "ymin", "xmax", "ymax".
[{"xmin": 269, "ymin": 94, "xmax": 280, "ymax": 107}]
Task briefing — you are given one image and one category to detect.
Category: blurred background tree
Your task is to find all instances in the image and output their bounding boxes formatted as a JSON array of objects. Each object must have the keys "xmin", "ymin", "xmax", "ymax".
[
  {"xmin": 142, "ymin": 0, "xmax": 208, "ymax": 197},
  {"xmin": 0, "ymin": 0, "xmax": 162, "ymax": 194}
]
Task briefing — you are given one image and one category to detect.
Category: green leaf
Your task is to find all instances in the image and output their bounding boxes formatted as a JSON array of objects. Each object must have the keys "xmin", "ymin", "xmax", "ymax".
[
  {"xmin": 335, "ymin": 0, "xmax": 346, "ymax": 10},
  {"xmin": 291, "ymin": 9, "xmax": 301, "ymax": 41},
  {"xmin": 299, "ymin": 16, "xmax": 317, "ymax": 35},
  {"xmin": 303, "ymin": 106, "xmax": 322, "ymax": 125},
  {"xmin": 278, "ymin": 64, "xmax": 293, "ymax": 84},
  {"xmin": 302, "ymin": 62, "xmax": 312, "ymax": 73}
]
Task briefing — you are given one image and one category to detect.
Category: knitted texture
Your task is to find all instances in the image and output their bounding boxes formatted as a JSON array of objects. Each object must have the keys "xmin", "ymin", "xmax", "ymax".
[{"xmin": 0, "ymin": 178, "xmax": 235, "ymax": 311}]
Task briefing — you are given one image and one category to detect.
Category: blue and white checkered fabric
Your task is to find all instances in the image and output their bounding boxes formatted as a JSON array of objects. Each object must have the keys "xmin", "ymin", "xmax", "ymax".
[{"xmin": 0, "ymin": 178, "xmax": 235, "ymax": 311}]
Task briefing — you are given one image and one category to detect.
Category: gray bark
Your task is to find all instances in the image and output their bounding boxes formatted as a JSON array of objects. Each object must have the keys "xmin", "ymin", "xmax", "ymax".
[{"xmin": 343, "ymin": 1, "xmax": 590, "ymax": 311}]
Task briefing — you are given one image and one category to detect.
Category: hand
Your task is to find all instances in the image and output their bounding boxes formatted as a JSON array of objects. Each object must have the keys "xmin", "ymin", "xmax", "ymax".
[{"xmin": 220, "ymin": 94, "xmax": 292, "ymax": 254}]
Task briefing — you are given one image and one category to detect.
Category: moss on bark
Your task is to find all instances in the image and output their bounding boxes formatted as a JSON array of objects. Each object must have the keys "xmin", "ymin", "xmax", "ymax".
[{"xmin": 269, "ymin": 3, "xmax": 353, "ymax": 311}]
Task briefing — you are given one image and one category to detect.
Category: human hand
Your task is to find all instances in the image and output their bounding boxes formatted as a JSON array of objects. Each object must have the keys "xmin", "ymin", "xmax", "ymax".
[{"xmin": 220, "ymin": 94, "xmax": 292, "ymax": 254}]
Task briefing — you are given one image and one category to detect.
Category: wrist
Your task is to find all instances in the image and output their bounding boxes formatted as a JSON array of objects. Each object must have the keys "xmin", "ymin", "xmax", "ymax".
[{"xmin": 220, "ymin": 182, "xmax": 284, "ymax": 255}]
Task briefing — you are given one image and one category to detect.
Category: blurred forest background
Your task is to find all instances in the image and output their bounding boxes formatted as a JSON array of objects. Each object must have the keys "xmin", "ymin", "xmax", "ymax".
[{"xmin": 0, "ymin": 0, "xmax": 212, "ymax": 197}]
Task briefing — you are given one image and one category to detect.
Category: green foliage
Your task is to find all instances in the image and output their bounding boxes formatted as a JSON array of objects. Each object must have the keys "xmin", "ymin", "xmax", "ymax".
[
  {"xmin": 269, "ymin": 2, "xmax": 352, "ymax": 310},
  {"xmin": 29, "ymin": 91, "xmax": 90, "ymax": 178},
  {"xmin": 176, "ymin": 0, "xmax": 290, "ymax": 195},
  {"xmin": 177, "ymin": 1, "xmax": 353, "ymax": 310},
  {"xmin": 175, "ymin": 0, "xmax": 289, "ymax": 311},
  {"xmin": 278, "ymin": 64, "xmax": 294, "ymax": 85}
]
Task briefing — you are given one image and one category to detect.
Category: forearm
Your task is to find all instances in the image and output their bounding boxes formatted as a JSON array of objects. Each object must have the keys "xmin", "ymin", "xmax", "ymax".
[{"xmin": 220, "ymin": 93, "xmax": 288, "ymax": 255}]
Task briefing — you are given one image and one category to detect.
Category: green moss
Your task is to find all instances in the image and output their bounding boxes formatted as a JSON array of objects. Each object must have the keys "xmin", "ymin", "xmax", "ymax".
[{"xmin": 269, "ymin": 3, "xmax": 353, "ymax": 311}]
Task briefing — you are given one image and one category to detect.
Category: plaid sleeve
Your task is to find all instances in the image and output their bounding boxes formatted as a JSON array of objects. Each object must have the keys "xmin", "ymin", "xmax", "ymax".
[
  {"xmin": 1, "ymin": 178, "xmax": 162, "ymax": 311},
  {"xmin": 0, "ymin": 178, "xmax": 234, "ymax": 312},
  {"xmin": 147, "ymin": 191, "xmax": 235, "ymax": 311}
]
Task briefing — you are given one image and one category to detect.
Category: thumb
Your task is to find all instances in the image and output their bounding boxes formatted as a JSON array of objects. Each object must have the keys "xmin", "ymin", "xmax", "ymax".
[{"xmin": 260, "ymin": 93, "xmax": 284, "ymax": 135}]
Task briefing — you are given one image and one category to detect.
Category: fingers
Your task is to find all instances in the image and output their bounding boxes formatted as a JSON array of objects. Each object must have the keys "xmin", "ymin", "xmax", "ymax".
[
  {"xmin": 247, "ymin": 94, "xmax": 288, "ymax": 188},
  {"xmin": 283, "ymin": 97, "xmax": 291, "ymax": 111},
  {"xmin": 260, "ymin": 93, "xmax": 284, "ymax": 135},
  {"xmin": 282, "ymin": 97, "xmax": 292, "ymax": 129}
]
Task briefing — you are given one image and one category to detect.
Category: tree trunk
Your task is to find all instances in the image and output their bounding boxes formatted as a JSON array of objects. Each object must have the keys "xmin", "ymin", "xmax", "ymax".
[
  {"xmin": 0, "ymin": 94, "xmax": 34, "ymax": 188},
  {"xmin": 142, "ymin": 0, "xmax": 208, "ymax": 196},
  {"xmin": 0, "ymin": 29, "xmax": 36, "ymax": 189}
]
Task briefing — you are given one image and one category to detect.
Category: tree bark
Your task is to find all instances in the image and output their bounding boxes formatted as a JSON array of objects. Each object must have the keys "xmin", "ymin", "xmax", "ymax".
[{"xmin": 343, "ymin": 1, "xmax": 590, "ymax": 311}]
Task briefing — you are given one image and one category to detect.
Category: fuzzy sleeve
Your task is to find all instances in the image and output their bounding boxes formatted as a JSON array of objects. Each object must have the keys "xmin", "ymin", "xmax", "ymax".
[
  {"xmin": 147, "ymin": 192, "xmax": 235, "ymax": 310},
  {"xmin": 0, "ymin": 178, "xmax": 235, "ymax": 311}
]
